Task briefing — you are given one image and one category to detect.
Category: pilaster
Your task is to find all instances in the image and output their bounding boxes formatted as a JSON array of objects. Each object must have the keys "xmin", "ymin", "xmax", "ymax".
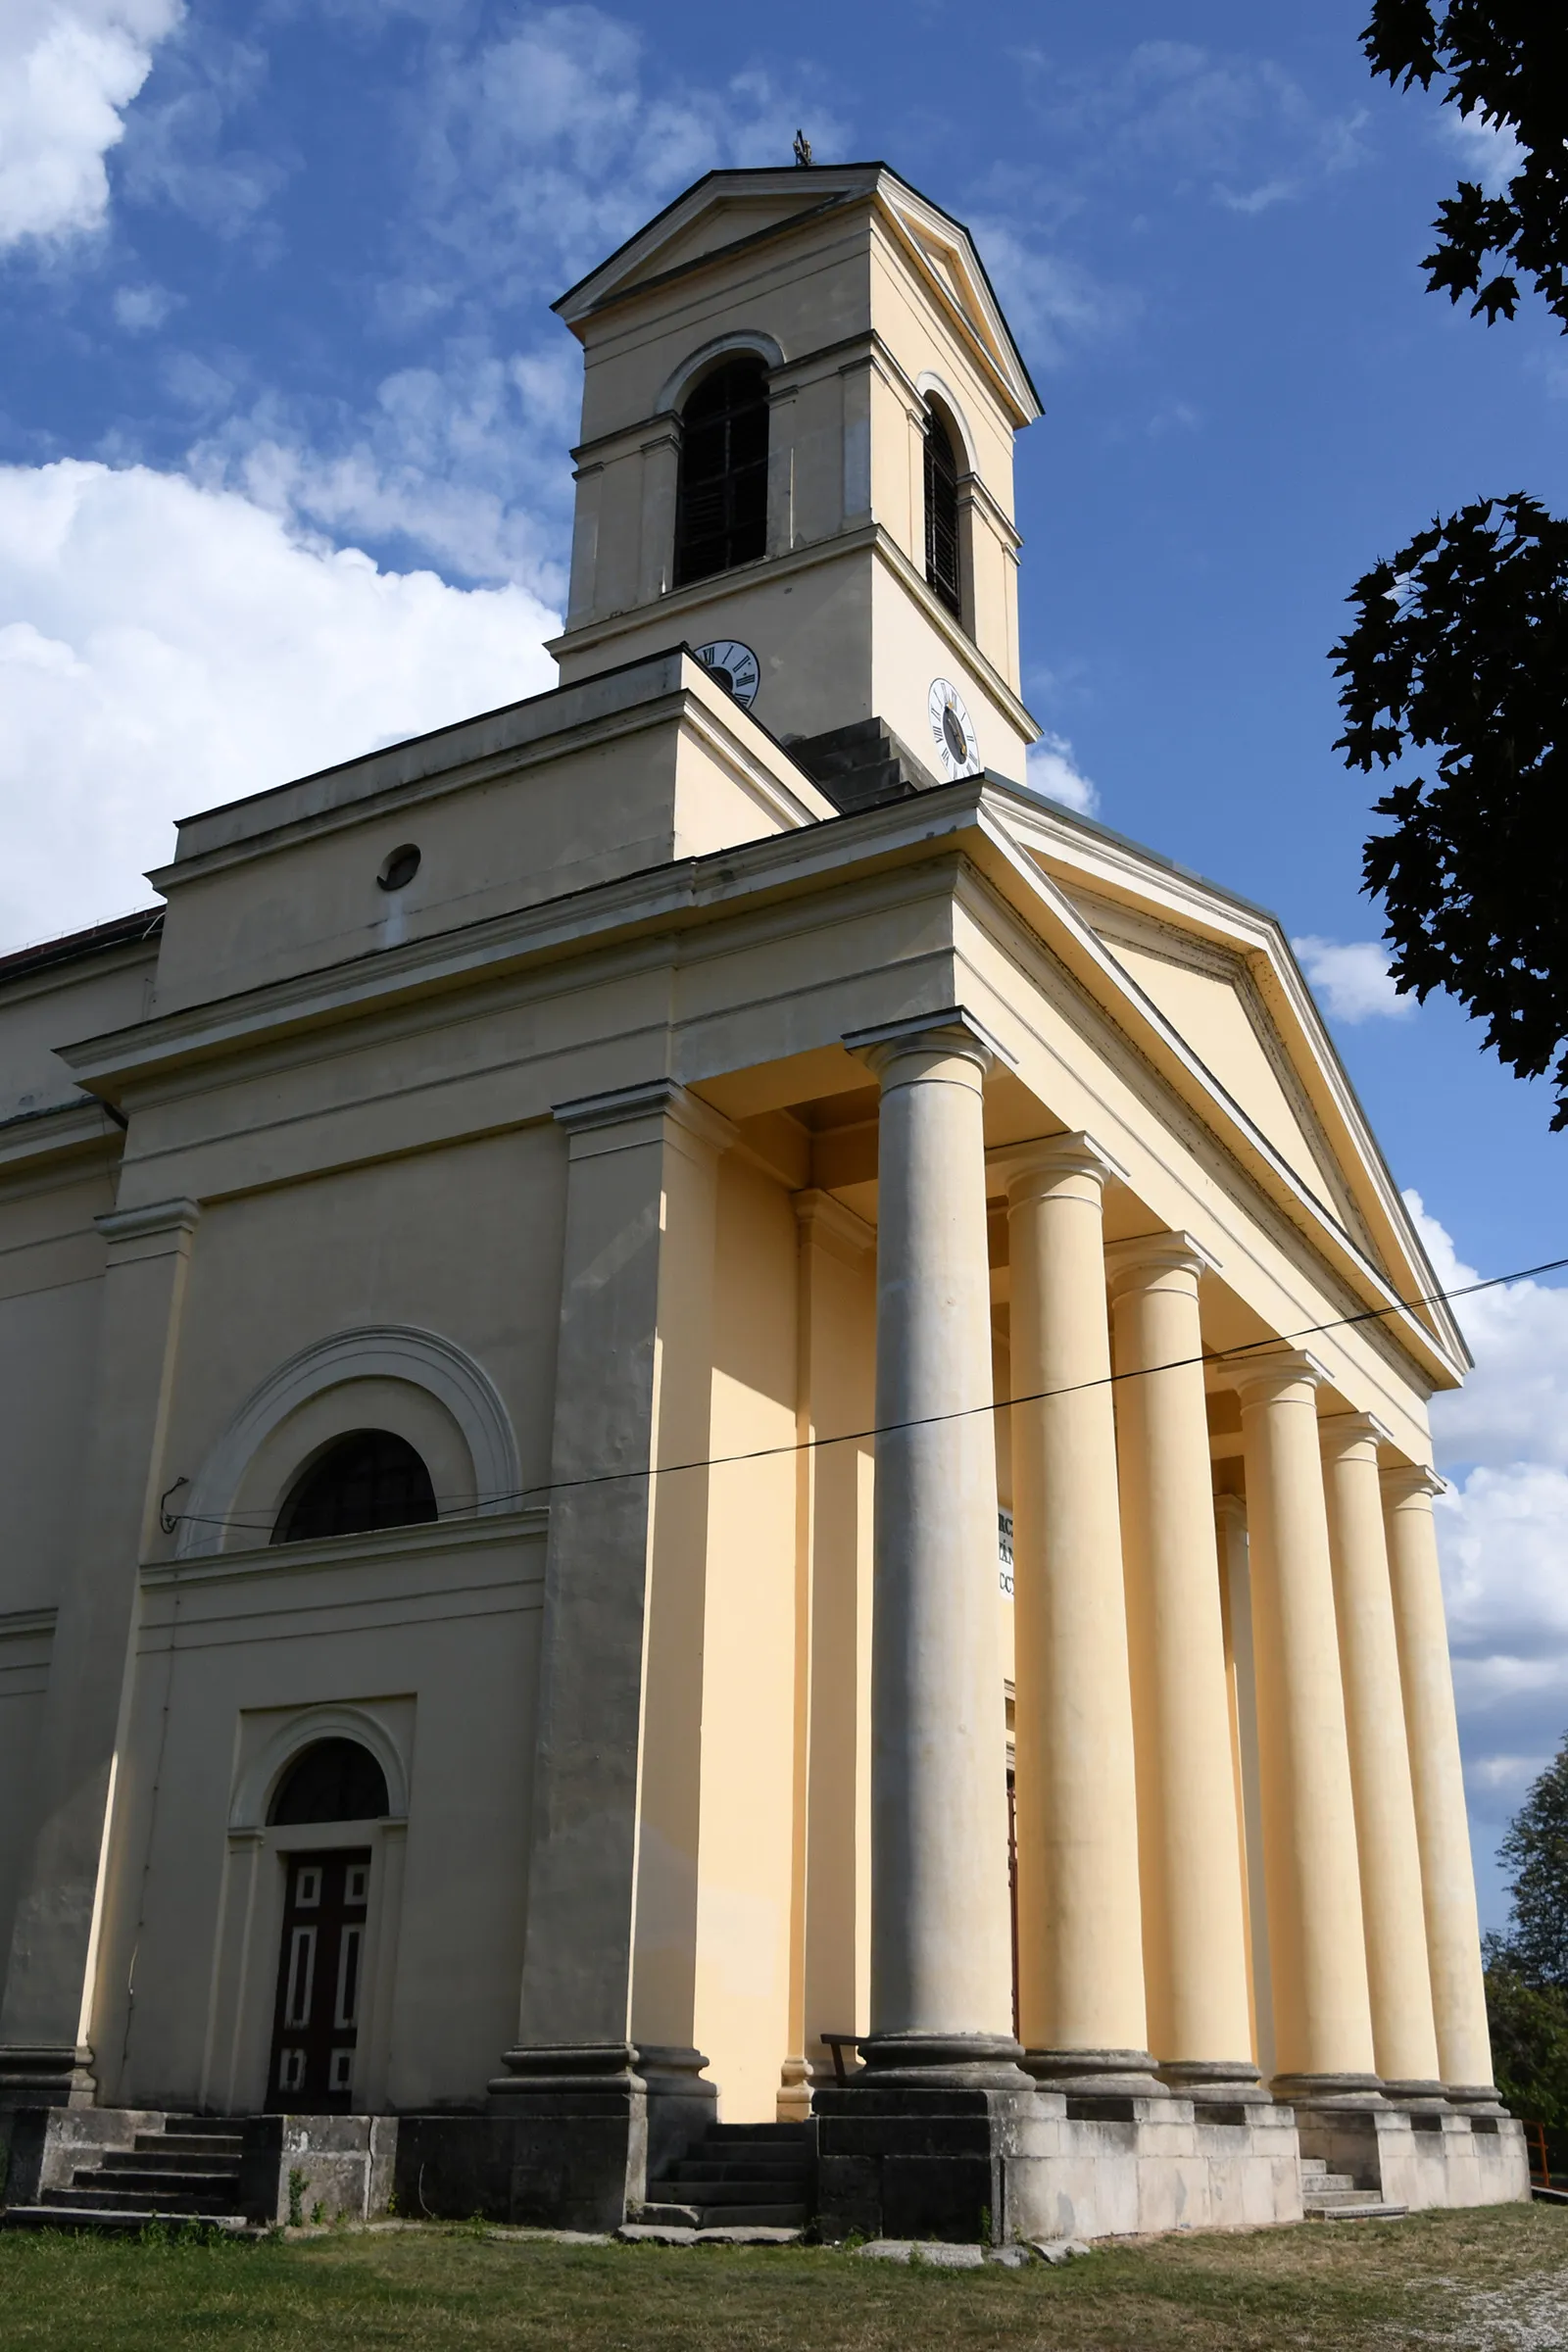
[{"xmin": 0, "ymin": 1197, "xmax": 200, "ymax": 2108}]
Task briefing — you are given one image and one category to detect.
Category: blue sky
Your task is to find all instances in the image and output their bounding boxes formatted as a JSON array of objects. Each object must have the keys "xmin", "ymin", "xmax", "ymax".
[{"xmin": 4, "ymin": 0, "xmax": 1566, "ymax": 1932}]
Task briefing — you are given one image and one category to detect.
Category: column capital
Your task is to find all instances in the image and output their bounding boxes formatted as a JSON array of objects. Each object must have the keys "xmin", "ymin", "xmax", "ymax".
[
  {"xmin": 94, "ymin": 1197, "xmax": 201, "ymax": 1266},
  {"xmin": 1211, "ymin": 1347, "xmax": 1327, "ymax": 1405},
  {"xmin": 551, "ymin": 1076, "xmax": 736, "ymax": 1159},
  {"xmin": 1103, "ymin": 1229, "xmax": 1217, "ymax": 1295},
  {"xmin": 1381, "ymin": 1460, "xmax": 1447, "ymax": 1504},
  {"xmin": 843, "ymin": 1004, "xmax": 1014, "ymax": 1082},
  {"xmin": 1319, "ymin": 1410, "xmax": 1395, "ymax": 1459},
  {"xmin": 791, "ymin": 1186, "xmax": 875, "ymax": 1263},
  {"xmin": 992, "ymin": 1129, "xmax": 1127, "ymax": 1204}
]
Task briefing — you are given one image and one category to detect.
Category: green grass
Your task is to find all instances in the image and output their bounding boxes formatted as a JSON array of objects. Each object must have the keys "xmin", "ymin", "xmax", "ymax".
[{"xmin": 0, "ymin": 2204, "xmax": 1564, "ymax": 2349}]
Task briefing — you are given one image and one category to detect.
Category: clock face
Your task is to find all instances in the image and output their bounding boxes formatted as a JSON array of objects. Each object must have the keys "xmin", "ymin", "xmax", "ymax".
[
  {"xmin": 693, "ymin": 639, "xmax": 760, "ymax": 710},
  {"xmin": 928, "ymin": 677, "xmax": 980, "ymax": 779}
]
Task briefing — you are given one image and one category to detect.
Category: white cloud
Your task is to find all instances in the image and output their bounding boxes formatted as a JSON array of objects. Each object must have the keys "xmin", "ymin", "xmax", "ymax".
[
  {"xmin": 0, "ymin": 460, "xmax": 560, "ymax": 952},
  {"xmin": 192, "ymin": 336, "xmax": 581, "ymax": 597},
  {"xmin": 0, "ymin": 0, "xmax": 181, "ymax": 252},
  {"xmin": 962, "ymin": 219, "xmax": 1134, "ymax": 370},
  {"xmin": 1021, "ymin": 39, "xmax": 1367, "ymax": 217},
  {"xmin": 1291, "ymin": 935, "xmax": 1415, "ymax": 1024},
  {"xmin": 1025, "ymin": 730, "xmax": 1099, "ymax": 816},
  {"xmin": 111, "ymin": 278, "xmax": 176, "ymax": 330},
  {"xmin": 406, "ymin": 6, "xmax": 848, "ymax": 318},
  {"xmin": 1440, "ymin": 104, "xmax": 1525, "ymax": 198},
  {"xmin": 1403, "ymin": 1192, "xmax": 1568, "ymax": 1918}
]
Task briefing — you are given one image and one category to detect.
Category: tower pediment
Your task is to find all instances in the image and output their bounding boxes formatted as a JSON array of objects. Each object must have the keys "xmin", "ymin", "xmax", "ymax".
[{"xmin": 554, "ymin": 163, "xmax": 1040, "ymax": 426}]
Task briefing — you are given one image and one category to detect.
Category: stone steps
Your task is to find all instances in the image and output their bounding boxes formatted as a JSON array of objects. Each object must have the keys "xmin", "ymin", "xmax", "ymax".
[
  {"xmin": 2, "ymin": 2114, "xmax": 255, "ymax": 2235},
  {"xmin": 634, "ymin": 2119, "xmax": 811, "ymax": 2236},
  {"xmin": 1299, "ymin": 2156, "xmax": 1406, "ymax": 2222}
]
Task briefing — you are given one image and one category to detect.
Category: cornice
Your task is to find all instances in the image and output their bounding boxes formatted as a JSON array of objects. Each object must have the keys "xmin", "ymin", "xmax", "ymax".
[
  {"xmin": 0, "ymin": 1096, "xmax": 124, "ymax": 1176},
  {"xmin": 141, "ymin": 1503, "xmax": 550, "ymax": 1592},
  {"xmin": 53, "ymin": 773, "xmax": 1466, "ymax": 1392}
]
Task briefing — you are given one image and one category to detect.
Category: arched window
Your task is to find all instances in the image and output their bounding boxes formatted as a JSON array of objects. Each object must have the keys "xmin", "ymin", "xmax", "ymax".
[
  {"xmin": 271, "ymin": 1429, "xmax": 438, "ymax": 1545},
  {"xmin": 923, "ymin": 408, "xmax": 962, "ymax": 620},
  {"xmin": 269, "ymin": 1738, "xmax": 391, "ymax": 1825},
  {"xmin": 674, "ymin": 358, "xmax": 769, "ymax": 587}
]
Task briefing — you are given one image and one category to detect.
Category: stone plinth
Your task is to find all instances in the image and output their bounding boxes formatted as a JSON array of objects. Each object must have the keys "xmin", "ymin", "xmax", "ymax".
[{"xmin": 1295, "ymin": 2103, "xmax": 1531, "ymax": 2212}]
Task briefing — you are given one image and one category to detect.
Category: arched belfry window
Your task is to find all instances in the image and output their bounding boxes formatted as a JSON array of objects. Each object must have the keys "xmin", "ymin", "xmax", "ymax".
[
  {"xmin": 674, "ymin": 357, "xmax": 769, "ymax": 587},
  {"xmin": 269, "ymin": 1738, "xmax": 391, "ymax": 1825},
  {"xmin": 271, "ymin": 1429, "xmax": 438, "ymax": 1544},
  {"xmin": 923, "ymin": 408, "xmax": 962, "ymax": 620}
]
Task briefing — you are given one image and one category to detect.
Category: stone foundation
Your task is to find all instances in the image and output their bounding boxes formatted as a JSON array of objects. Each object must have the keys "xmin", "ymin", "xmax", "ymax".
[
  {"xmin": 1295, "ymin": 2104, "xmax": 1531, "ymax": 2212},
  {"xmin": 812, "ymin": 2083, "xmax": 1306, "ymax": 2243},
  {"xmin": 0, "ymin": 2107, "xmax": 396, "ymax": 2225}
]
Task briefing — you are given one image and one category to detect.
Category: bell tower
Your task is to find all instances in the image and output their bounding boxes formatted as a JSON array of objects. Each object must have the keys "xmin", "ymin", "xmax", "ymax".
[{"xmin": 550, "ymin": 163, "xmax": 1042, "ymax": 802}]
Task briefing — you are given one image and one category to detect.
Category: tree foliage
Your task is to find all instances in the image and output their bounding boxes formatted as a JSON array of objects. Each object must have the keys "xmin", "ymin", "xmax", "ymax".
[
  {"xmin": 1483, "ymin": 1961, "xmax": 1568, "ymax": 2134},
  {"xmin": 1495, "ymin": 1730, "xmax": 1568, "ymax": 1984},
  {"xmin": 1362, "ymin": 2, "xmax": 1568, "ymax": 328},
  {"xmin": 1333, "ymin": 495, "xmax": 1568, "ymax": 1123},
  {"xmin": 1337, "ymin": 8, "xmax": 1568, "ymax": 1124}
]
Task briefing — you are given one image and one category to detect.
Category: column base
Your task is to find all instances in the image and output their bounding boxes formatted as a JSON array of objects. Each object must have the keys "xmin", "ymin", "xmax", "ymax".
[
  {"xmin": 0, "ymin": 2045, "xmax": 97, "ymax": 2109},
  {"xmin": 857, "ymin": 2031, "xmax": 1032, "ymax": 2089},
  {"xmin": 1445, "ymin": 2082, "xmax": 1507, "ymax": 2117},
  {"xmin": 1270, "ymin": 2071, "xmax": 1385, "ymax": 2111},
  {"xmin": 1024, "ymin": 2047, "xmax": 1167, "ymax": 2099},
  {"xmin": 1156, "ymin": 2058, "xmax": 1270, "ymax": 2105},
  {"xmin": 466, "ymin": 2040, "xmax": 715, "ymax": 2227},
  {"xmin": 1380, "ymin": 2077, "xmax": 1450, "ymax": 2111}
]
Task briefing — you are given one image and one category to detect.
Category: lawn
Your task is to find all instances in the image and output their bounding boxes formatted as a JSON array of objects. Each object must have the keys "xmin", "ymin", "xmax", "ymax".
[{"xmin": 1, "ymin": 2206, "xmax": 1565, "ymax": 2350}]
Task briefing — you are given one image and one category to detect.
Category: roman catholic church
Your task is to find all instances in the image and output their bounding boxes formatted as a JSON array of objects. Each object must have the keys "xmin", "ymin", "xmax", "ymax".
[{"xmin": 0, "ymin": 162, "xmax": 1528, "ymax": 2240}]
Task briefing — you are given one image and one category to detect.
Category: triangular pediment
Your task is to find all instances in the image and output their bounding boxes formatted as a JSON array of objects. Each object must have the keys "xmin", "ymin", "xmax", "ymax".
[
  {"xmin": 984, "ymin": 789, "xmax": 1468, "ymax": 1374},
  {"xmin": 553, "ymin": 164, "xmax": 1041, "ymax": 421}
]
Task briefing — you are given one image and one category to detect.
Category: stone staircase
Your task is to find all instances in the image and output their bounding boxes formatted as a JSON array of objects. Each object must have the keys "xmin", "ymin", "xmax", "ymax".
[
  {"xmin": 632, "ymin": 2120, "xmax": 812, "ymax": 2234},
  {"xmin": 1299, "ymin": 2155, "xmax": 1406, "ymax": 2222},
  {"xmin": 3, "ymin": 2118, "xmax": 249, "ymax": 2232}
]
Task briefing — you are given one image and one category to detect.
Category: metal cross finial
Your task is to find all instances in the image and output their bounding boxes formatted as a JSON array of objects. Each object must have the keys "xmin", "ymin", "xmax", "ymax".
[{"xmin": 793, "ymin": 129, "xmax": 812, "ymax": 168}]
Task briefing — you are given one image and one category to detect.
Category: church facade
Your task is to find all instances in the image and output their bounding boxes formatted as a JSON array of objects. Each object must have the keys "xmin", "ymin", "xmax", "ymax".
[{"xmin": 0, "ymin": 165, "xmax": 1527, "ymax": 2238}]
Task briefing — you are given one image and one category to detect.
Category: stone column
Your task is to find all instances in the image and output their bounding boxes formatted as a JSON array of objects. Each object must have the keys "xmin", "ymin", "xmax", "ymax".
[
  {"xmin": 1319, "ymin": 1418, "xmax": 1445, "ymax": 2101},
  {"xmin": 1381, "ymin": 1464, "xmax": 1500, "ymax": 2108},
  {"xmin": 781, "ymin": 1192, "xmax": 875, "ymax": 2117},
  {"xmin": 494, "ymin": 1079, "xmax": 732, "ymax": 2204},
  {"xmin": 846, "ymin": 1012, "xmax": 1019, "ymax": 2079},
  {"xmin": 1233, "ymin": 1354, "xmax": 1380, "ymax": 2105},
  {"xmin": 0, "ymin": 1197, "xmax": 200, "ymax": 2106},
  {"xmin": 1107, "ymin": 1238, "xmax": 1259, "ymax": 2098},
  {"xmin": 1006, "ymin": 1136, "xmax": 1158, "ymax": 2096}
]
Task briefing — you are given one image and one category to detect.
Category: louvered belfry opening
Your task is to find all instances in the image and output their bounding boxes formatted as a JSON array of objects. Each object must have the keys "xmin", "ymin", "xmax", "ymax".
[
  {"xmin": 923, "ymin": 408, "xmax": 962, "ymax": 618},
  {"xmin": 674, "ymin": 357, "xmax": 770, "ymax": 587}
]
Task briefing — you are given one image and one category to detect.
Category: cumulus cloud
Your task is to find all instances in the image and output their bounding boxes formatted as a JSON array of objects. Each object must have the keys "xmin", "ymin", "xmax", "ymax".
[
  {"xmin": 1404, "ymin": 1192, "xmax": 1568, "ymax": 1914},
  {"xmin": 192, "ymin": 337, "xmax": 581, "ymax": 597},
  {"xmin": 0, "ymin": 460, "xmax": 559, "ymax": 952},
  {"xmin": 1291, "ymin": 935, "xmax": 1415, "ymax": 1024},
  {"xmin": 1024, "ymin": 730, "xmax": 1099, "ymax": 815},
  {"xmin": 0, "ymin": 0, "xmax": 181, "ymax": 251}
]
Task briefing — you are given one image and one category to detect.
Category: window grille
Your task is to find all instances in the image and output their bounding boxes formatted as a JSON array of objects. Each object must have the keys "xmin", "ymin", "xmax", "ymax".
[{"xmin": 674, "ymin": 358, "xmax": 769, "ymax": 587}]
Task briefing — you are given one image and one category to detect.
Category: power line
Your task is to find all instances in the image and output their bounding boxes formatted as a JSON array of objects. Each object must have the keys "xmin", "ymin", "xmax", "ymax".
[{"xmin": 168, "ymin": 1247, "xmax": 1568, "ymax": 1540}]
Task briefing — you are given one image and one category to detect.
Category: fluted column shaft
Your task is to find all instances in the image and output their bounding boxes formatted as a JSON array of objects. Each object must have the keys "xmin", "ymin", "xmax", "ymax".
[
  {"xmin": 1109, "ymin": 1240, "xmax": 1258, "ymax": 2094},
  {"xmin": 1235, "ymin": 1354, "xmax": 1380, "ymax": 2102},
  {"xmin": 1007, "ymin": 1137, "xmax": 1156, "ymax": 2094},
  {"xmin": 1382, "ymin": 1465, "xmax": 1499, "ymax": 2106},
  {"xmin": 1320, "ymin": 1417, "xmax": 1444, "ymax": 2097},
  {"xmin": 853, "ymin": 1015, "xmax": 1018, "ymax": 2074}
]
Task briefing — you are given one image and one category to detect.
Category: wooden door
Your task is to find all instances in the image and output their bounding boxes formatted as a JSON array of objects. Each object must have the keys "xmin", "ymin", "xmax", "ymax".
[{"xmin": 268, "ymin": 1848, "xmax": 370, "ymax": 2111}]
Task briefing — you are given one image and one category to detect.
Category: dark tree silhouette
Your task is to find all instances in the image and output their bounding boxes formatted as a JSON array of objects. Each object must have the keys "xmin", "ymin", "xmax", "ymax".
[
  {"xmin": 1334, "ymin": 496, "xmax": 1568, "ymax": 1124},
  {"xmin": 1334, "ymin": 7, "xmax": 1568, "ymax": 1124},
  {"xmin": 1363, "ymin": 2, "xmax": 1568, "ymax": 325}
]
